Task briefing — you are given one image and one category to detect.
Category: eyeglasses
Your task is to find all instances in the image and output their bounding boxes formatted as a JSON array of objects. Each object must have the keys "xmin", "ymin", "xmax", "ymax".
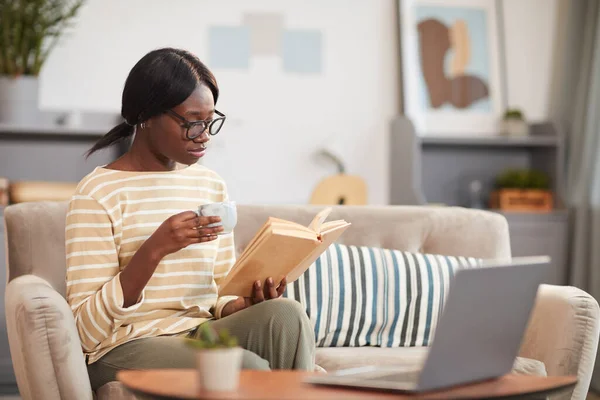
[{"xmin": 166, "ymin": 109, "xmax": 226, "ymax": 140}]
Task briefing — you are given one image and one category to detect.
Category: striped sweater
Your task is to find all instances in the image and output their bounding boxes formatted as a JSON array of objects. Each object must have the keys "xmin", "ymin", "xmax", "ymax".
[{"xmin": 65, "ymin": 164, "xmax": 237, "ymax": 363}]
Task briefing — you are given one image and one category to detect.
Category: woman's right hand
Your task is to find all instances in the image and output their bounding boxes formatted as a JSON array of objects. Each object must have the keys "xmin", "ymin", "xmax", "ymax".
[{"xmin": 145, "ymin": 211, "xmax": 223, "ymax": 260}]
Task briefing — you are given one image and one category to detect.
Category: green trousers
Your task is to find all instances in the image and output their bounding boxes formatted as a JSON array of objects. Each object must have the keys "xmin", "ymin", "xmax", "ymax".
[{"xmin": 87, "ymin": 298, "xmax": 315, "ymax": 391}]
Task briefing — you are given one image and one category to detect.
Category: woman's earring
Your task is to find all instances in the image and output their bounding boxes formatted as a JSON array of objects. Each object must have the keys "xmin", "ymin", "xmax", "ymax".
[{"xmin": 140, "ymin": 122, "xmax": 146, "ymax": 129}]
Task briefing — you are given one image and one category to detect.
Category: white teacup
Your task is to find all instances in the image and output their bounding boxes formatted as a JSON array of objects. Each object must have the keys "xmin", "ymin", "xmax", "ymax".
[{"xmin": 197, "ymin": 201, "xmax": 237, "ymax": 234}]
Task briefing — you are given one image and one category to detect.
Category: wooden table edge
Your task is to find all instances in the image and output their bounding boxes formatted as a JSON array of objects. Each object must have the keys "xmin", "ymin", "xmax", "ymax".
[
  {"xmin": 494, "ymin": 377, "xmax": 577, "ymax": 400},
  {"xmin": 116, "ymin": 369, "xmax": 578, "ymax": 400}
]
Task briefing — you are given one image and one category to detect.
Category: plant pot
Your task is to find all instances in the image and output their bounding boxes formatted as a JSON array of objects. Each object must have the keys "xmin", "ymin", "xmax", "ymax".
[
  {"xmin": 489, "ymin": 189, "xmax": 553, "ymax": 212},
  {"xmin": 196, "ymin": 347, "xmax": 243, "ymax": 392},
  {"xmin": 502, "ymin": 119, "xmax": 529, "ymax": 137},
  {"xmin": 0, "ymin": 76, "xmax": 40, "ymax": 125}
]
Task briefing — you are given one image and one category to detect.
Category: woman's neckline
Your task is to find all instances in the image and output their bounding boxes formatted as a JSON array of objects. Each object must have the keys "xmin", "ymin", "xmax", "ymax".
[{"xmin": 97, "ymin": 163, "xmax": 196, "ymax": 174}]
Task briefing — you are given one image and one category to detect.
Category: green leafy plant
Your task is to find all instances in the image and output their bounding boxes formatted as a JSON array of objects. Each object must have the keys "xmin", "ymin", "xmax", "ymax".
[
  {"xmin": 495, "ymin": 169, "xmax": 550, "ymax": 190},
  {"xmin": 0, "ymin": 0, "xmax": 85, "ymax": 77},
  {"xmin": 503, "ymin": 108, "xmax": 525, "ymax": 121},
  {"xmin": 186, "ymin": 324, "xmax": 239, "ymax": 350}
]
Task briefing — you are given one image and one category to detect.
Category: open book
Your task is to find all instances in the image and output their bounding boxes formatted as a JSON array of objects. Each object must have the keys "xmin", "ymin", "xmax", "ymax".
[{"xmin": 218, "ymin": 208, "xmax": 351, "ymax": 297}]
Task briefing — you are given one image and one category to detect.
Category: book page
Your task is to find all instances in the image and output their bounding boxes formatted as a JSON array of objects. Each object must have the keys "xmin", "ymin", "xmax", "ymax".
[
  {"xmin": 319, "ymin": 220, "xmax": 350, "ymax": 234},
  {"xmin": 218, "ymin": 227, "xmax": 273, "ymax": 289},
  {"xmin": 286, "ymin": 221, "xmax": 351, "ymax": 282},
  {"xmin": 237, "ymin": 225, "xmax": 270, "ymax": 262},
  {"xmin": 218, "ymin": 209, "xmax": 348, "ymax": 297},
  {"xmin": 227, "ymin": 216, "xmax": 317, "ymax": 284},
  {"xmin": 308, "ymin": 207, "xmax": 333, "ymax": 232},
  {"xmin": 269, "ymin": 217, "xmax": 309, "ymax": 229},
  {"xmin": 236, "ymin": 219, "xmax": 271, "ymax": 260},
  {"xmin": 271, "ymin": 227, "xmax": 319, "ymax": 241},
  {"xmin": 270, "ymin": 220, "xmax": 315, "ymax": 235},
  {"xmin": 232, "ymin": 217, "xmax": 306, "ymax": 269},
  {"xmin": 218, "ymin": 233, "xmax": 319, "ymax": 297}
]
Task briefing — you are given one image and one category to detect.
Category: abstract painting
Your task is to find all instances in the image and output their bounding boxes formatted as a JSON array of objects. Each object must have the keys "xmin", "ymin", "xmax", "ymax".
[
  {"xmin": 400, "ymin": 0, "xmax": 505, "ymax": 135},
  {"xmin": 416, "ymin": 6, "xmax": 490, "ymax": 111}
]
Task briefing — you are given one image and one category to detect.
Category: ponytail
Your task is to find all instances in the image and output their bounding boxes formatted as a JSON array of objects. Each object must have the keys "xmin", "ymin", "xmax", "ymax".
[{"xmin": 86, "ymin": 122, "xmax": 135, "ymax": 158}]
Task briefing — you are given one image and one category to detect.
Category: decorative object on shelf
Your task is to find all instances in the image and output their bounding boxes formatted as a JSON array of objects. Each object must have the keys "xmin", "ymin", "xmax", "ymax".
[
  {"xmin": 502, "ymin": 108, "xmax": 530, "ymax": 137},
  {"xmin": 310, "ymin": 149, "xmax": 367, "ymax": 205},
  {"xmin": 398, "ymin": 0, "xmax": 506, "ymax": 136},
  {"xmin": 489, "ymin": 169, "xmax": 553, "ymax": 212},
  {"xmin": 55, "ymin": 110, "xmax": 83, "ymax": 128},
  {"xmin": 186, "ymin": 324, "xmax": 242, "ymax": 392},
  {"xmin": 0, "ymin": 0, "xmax": 85, "ymax": 125},
  {"xmin": 467, "ymin": 179, "xmax": 485, "ymax": 209},
  {"xmin": 0, "ymin": 177, "xmax": 8, "ymax": 206},
  {"xmin": 9, "ymin": 181, "xmax": 78, "ymax": 203}
]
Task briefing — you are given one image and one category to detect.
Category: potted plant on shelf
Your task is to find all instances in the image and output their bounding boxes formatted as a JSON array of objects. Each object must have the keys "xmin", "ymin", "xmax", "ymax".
[
  {"xmin": 489, "ymin": 169, "xmax": 553, "ymax": 212},
  {"xmin": 0, "ymin": 1, "xmax": 85, "ymax": 124},
  {"xmin": 186, "ymin": 324, "xmax": 243, "ymax": 392},
  {"xmin": 502, "ymin": 108, "xmax": 529, "ymax": 137}
]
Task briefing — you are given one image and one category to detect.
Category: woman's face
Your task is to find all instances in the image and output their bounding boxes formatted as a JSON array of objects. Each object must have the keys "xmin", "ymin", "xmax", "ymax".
[{"xmin": 148, "ymin": 83, "xmax": 215, "ymax": 166}]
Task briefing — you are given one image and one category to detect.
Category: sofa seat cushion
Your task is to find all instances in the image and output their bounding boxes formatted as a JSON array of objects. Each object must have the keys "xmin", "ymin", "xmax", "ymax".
[{"xmin": 315, "ymin": 347, "xmax": 547, "ymax": 377}]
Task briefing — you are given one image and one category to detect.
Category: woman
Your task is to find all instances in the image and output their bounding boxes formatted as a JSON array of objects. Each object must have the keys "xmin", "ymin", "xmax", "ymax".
[{"xmin": 66, "ymin": 47, "xmax": 315, "ymax": 390}]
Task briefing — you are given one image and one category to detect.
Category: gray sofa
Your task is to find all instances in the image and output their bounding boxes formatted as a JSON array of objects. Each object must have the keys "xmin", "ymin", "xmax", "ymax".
[{"xmin": 4, "ymin": 202, "xmax": 600, "ymax": 399}]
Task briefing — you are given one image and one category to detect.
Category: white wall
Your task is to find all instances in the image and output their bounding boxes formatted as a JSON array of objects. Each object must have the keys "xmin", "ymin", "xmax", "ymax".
[
  {"xmin": 502, "ymin": 0, "xmax": 567, "ymax": 122},
  {"xmin": 39, "ymin": 0, "xmax": 399, "ymax": 205},
  {"xmin": 38, "ymin": 0, "xmax": 567, "ymax": 204}
]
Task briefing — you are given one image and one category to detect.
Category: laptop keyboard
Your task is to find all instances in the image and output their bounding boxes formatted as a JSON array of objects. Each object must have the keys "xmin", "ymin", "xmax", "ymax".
[{"xmin": 358, "ymin": 370, "xmax": 420, "ymax": 384}]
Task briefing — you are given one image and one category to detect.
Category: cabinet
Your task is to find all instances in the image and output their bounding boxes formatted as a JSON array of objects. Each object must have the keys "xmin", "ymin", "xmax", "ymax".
[
  {"xmin": 500, "ymin": 210, "xmax": 569, "ymax": 285},
  {"xmin": 389, "ymin": 116, "xmax": 569, "ymax": 285}
]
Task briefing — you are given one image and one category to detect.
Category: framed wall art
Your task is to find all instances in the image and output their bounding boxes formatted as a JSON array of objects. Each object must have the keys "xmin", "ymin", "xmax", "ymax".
[{"xmin": 399, "ymin": 0, "xmax": 506, "ymax": 136}]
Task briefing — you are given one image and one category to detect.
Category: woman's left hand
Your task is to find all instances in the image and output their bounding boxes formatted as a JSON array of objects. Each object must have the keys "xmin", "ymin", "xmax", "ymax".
[
  {"xmin": 247, "ymin": 277, "xmax": 287, "ymax": 305},
  {"xmin": 221, "ymin": 277, "xmax": 287, "ymax": 317}
]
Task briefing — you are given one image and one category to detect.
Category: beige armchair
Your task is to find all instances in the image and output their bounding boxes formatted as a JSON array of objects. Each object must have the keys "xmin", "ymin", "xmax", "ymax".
[{"xmin": 4, "ymin": 201, "xmax": 600, "ymax": 399}]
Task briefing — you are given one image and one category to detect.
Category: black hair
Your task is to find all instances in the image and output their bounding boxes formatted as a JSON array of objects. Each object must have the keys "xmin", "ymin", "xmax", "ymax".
[{"xmin": 86, "ymin": 48, "xmax": 219, "ymax": 157}]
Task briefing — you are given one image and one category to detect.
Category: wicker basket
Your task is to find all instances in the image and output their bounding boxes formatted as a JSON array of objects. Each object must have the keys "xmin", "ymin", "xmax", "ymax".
[{"xmin": 489, "ymin": 189, "xmax": 553, "ymax": 212}]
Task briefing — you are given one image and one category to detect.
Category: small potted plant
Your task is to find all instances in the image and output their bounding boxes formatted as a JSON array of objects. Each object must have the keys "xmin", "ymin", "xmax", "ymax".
[
  {"xmin": 0, "ymin": 1, "xmax": 85, "ymax": 124},
  {"xmin": 186, "ymin": 324, "xmax": 243, "ymax": 392},
  {"xmin": 489, "ymin": 169, "xmax": 553, "ymax": 212},
  {"xmin": 502, "ymin": 108, "xmax": 529, "ymax": 137}
]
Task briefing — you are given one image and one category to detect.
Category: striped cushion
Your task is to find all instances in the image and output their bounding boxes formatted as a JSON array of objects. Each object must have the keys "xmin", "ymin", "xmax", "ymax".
[{"xmin": 283, "ymin": 244, "xmax": 480, "ymax": 348}]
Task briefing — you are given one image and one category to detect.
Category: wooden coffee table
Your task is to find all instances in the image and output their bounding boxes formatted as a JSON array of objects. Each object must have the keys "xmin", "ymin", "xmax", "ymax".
[{"xmin": 117, "ymin": 369, "xmax": 577, "ymax": 399}]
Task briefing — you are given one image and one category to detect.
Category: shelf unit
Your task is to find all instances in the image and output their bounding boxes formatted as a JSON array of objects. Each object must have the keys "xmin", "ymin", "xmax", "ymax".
[
  {"xmin": 390, "ymin": 116, "xmax": 566, "ymax": 208},
  {"xmin": 389, "ymin": 116, "xmax": 569, "ymax": 286},
  {"xmin": 0, "ymin": 112, "xmax": 127, "ymax": 183},
  {"xmin": 0, "ymin": 112, "xmax": 126, "ymax": 394}
]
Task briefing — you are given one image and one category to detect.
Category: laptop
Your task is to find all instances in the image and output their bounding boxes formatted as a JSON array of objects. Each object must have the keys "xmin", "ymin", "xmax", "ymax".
[{"xmin": 304, "ymin": 256, "xmax": 550, "ymax": 393}]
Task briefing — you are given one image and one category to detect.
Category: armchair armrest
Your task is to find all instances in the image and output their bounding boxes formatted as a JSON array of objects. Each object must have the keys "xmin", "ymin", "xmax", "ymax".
[
  {"xmin": 519, "ymin": 284, "xmax": 600, "ymax": 400},
  {"xmin": 5, "ymin": 275, "xmax": 92, "ymax": 400}
]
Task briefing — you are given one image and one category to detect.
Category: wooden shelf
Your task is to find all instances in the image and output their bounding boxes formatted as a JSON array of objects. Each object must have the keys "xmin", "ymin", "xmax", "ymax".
[
  {"xmin": 0, "ymin": 111, "xmax": 120, "ymax": 137},
  {"xmin": 0, "ymin": 124, "xmax": 111, "ymax": 137},
  {"xmin": 420, "ymin": 135, "xmax": 560, "ymax": 148}
]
